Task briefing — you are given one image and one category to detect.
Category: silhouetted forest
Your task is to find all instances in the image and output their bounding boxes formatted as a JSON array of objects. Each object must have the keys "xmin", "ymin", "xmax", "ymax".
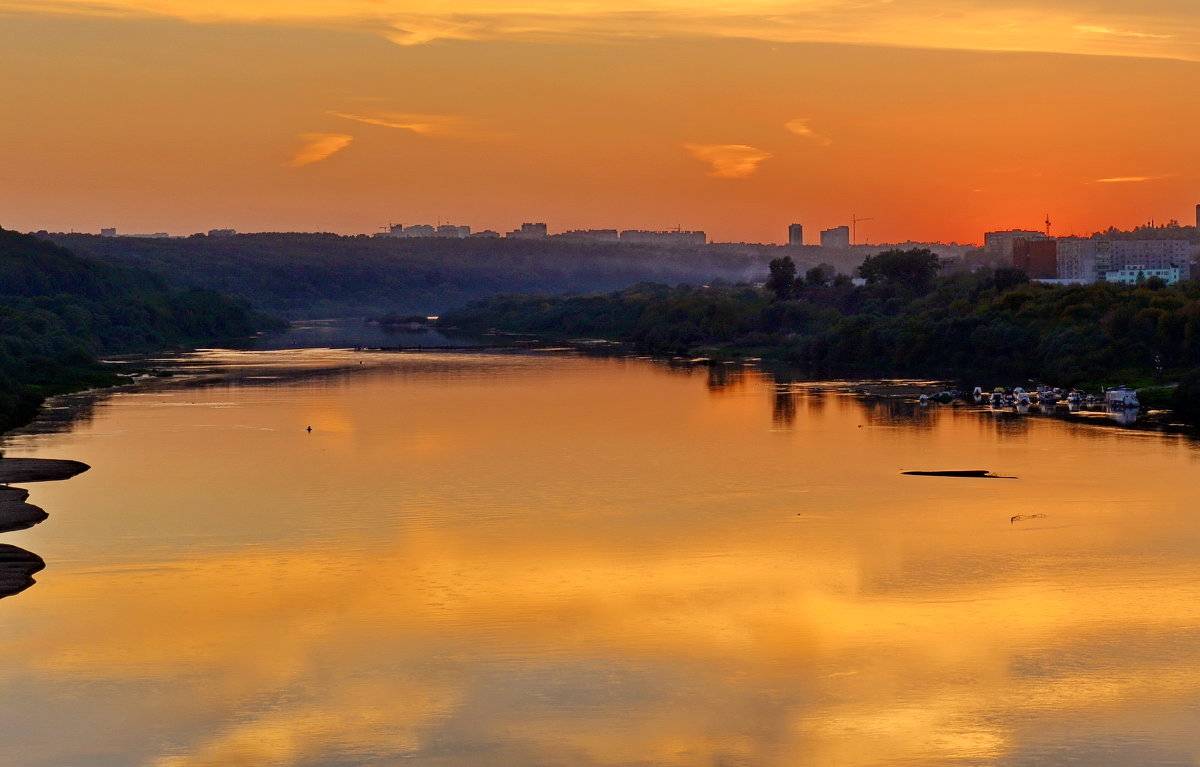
[
  {"xmin": 46, "ymin": 233, "xmax": 772, "ymax": 318},
  {"xmin": 441, "ymin": 250, "xmax": 1200, "ymax": 391},
  {"xmin": 0, "ymin": 229, "xmax": 282, "ymax": 432}
]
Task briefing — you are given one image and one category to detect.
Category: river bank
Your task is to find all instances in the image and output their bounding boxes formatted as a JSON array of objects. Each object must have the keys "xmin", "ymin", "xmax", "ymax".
[{"xmin": 119, "ymin": 343, "xmax": 1200, "ymax": 439}]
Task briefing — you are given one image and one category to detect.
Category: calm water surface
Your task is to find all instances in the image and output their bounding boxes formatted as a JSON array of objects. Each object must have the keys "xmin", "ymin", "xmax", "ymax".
[{"xmin": 3, "ymin": 350, "xmax": 1200, "ymax": 766}]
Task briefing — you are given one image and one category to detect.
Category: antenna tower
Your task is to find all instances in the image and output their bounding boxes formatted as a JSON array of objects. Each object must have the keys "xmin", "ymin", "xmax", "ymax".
[{"xmin": 852, "ymin": 214, "xmax": 874, "ymax": 246}]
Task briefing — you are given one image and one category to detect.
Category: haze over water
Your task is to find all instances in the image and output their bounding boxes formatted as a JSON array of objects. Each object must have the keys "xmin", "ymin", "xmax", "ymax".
[{"xmin": 2, "ymin": 350, "xmax": 1200, "ymax": 766}]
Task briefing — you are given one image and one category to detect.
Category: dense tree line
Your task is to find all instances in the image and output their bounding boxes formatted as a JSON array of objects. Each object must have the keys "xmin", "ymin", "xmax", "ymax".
[
  {"xmin": 0, "ymin": 228, "xmax": 282, "ymax": 432},
  {"xmin": 1094, "ymin": 221, "xmax": 1200, "ymax": 242},
  {"xmin": 441, "ymin": 249, "xmax": 1200, "ymax": 395},
  {"xmin": 46, "ymin": 233, "xmax": 771, "ymax": 319}
]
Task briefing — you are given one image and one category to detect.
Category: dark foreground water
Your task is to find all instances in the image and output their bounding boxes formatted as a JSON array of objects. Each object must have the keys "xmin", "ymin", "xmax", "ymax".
[{"xmin": 2, "ymin": 349, "xmax": 1200, "ymax": 767}]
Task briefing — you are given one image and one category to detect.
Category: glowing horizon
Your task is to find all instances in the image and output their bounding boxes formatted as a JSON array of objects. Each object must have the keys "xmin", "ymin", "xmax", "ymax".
[{"xmin": 0, "ymin": 1, "xmax": 1196, "ymax": 244}]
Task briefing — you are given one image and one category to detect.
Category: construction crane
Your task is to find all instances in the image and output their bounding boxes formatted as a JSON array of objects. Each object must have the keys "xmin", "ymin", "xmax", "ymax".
[{"xmin": 852, "ymin": 214, "xmax": 874, "ymax": 246}]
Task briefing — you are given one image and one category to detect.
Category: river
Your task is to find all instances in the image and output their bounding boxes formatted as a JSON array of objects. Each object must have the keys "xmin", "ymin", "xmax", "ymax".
[{"xmin": 2, "ymin": 347, "xmax": 1199, "ymax": 766}]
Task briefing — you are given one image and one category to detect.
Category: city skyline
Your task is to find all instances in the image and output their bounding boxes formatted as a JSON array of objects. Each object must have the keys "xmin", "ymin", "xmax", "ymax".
[
  {"xmin": 57, "ymin": 204, "xmax": 1200, "ymax": 249},
  {"xmin": 2, "ymin": 2, "xmax": 1198, "ymax": 243}
]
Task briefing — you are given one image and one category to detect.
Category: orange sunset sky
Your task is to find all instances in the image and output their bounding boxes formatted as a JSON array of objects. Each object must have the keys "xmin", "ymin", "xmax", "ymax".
[{"xmin": 1, "ymin": 0, "xmax": 1198, "ymax": 244}]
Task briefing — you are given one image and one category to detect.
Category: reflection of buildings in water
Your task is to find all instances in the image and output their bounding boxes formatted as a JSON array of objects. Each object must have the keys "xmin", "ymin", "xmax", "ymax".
[
  {"xmin": 849, "ymin": 392, "xmax": 1149, "ymax": 438},
  {"xmin": 772, "ymin": 389, "xmax": 796, "ymax": 427},
  {"xmin": 1108, "ymin": 407, "xmax": 1140, "ymax": 426},
  {"xmin": 977, "ymin": 407, "xmax": 1032, "ymax": 437},
  {"xmin": 0, "ymin": 544, "xmax": 45, "ymax": 600}
]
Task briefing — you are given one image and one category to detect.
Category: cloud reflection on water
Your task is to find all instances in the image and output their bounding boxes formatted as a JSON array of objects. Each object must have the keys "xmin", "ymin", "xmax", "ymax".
[{"xmin": 2, "ymin": 353, "xmax": 1200, "ymax": 766}]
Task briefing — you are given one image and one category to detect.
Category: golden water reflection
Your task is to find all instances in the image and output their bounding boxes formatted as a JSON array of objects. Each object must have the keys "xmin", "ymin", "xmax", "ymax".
[{"xmin": 3, "ymin": 351, "xmax": 1200, "ymax": 766}]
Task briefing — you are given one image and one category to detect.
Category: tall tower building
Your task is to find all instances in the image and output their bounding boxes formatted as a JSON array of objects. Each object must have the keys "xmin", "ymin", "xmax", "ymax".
[
  {"xmin": 788, "ymin": 224, "xmax": 804, "ymax": 246},
  {"xmin": 1195, "ymin": 203, "xmax": 1199, "ymax": 229}
]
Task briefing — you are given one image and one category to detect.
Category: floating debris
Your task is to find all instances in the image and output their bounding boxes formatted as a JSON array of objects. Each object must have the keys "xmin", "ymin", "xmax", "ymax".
[{"xmin": 1010, "ymin": 513, "xmax": 1048, "ymax": 524}]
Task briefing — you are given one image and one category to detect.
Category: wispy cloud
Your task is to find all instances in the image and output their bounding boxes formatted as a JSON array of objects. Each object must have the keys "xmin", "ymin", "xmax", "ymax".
[
  {"xmin": 3, "ymin": 0, "xmax": 1199, "ymax": 61},
  {"xmin": 785, "ymin": 118, "xmax": 832, "ymax": 146},
  {"xmin": 286, "ymin": 133, "xmax": 353, "ymax": 167},
  {"xmin": 1074, "ymin": 25, "xmax": 1174, "ymax": 40},
  {"xmin": 327, "ymin": 111, "xmax": 477, "ymax": 139},
  {"xmin": 683, "ymin": 143, "xmax": 772, "ymax": 179},
  {"xmin": 1095, "ymin": 174, "xmax": 1173, "ymax": 183},
  {"xmin": 383, "ymin": 17, "xmax": 490, "ymax": 46}
]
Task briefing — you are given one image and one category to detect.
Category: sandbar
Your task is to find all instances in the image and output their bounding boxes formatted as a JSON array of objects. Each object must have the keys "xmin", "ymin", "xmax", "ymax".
[
  {"xmin": 0, "ymin": 544, "xmax": 45, "ymax": 599},
  {"xmin": 0, "ymin": 458, "xmax": 90, "ymax": 484},
  {"xmin": 0, "ymin": 486, "xmax": 48, "ymax": 534},
  {"xmin": 0, "ymin": 457, "xmax": 89, "ymax": 534}
]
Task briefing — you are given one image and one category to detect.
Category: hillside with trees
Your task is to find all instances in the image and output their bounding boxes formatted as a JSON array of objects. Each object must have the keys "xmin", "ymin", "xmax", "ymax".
[
  {"xmin": 0, "ymin": 228, "xmax": 282, "ymax": 432},
  {"xmin": 441, "ymin": 249, "xmax": 1200, "ymax": 393},
  {"xmin": 45, "ymin": 233, "xmax": 774, "ymax": 319}
]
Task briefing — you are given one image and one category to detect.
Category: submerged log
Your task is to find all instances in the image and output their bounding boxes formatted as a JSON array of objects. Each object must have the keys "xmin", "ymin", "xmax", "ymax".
[{"xmin": 901, "ymin": 470, "xmax": 1012, "ymax": 478}]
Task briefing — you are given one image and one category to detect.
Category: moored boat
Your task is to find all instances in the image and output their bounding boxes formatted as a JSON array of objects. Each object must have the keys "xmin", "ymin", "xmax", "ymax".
[{"xmin": 1105, "ymin": 385, "xmax": 1140, "ymax": 408}]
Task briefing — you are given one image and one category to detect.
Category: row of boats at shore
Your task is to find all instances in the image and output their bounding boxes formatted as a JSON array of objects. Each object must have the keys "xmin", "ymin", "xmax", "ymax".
[{"xmin": 919, "ymin": 385, "xmax": 1141, "ymax": 409}]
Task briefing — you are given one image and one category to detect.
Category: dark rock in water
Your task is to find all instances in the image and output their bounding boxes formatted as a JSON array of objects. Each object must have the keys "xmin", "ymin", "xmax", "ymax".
[
  {"xmin": 0, "ymin": 544, "xmax": 45, "ymax": 599},
  {"xmin": 0, "ymin": 486, "xmax": 48, "ymax": 533},
  {"xmin": 902, "ymin": 470, "xmax": 1007, "ymax": 478},
  {"xmin": 0, "ymin": 458, "xmax": 89, "ymax": 484}
]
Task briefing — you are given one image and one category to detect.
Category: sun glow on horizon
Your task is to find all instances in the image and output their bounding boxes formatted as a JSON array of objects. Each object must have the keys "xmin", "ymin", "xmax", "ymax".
[{"xmin": 0, "ymin": 1, "xmax": 1197, "ymax": 242}]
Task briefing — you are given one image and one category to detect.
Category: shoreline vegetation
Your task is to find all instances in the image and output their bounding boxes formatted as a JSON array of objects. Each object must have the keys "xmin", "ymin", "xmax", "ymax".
[
  {"xmin": 437, "ymin": 249, "xmax": 1200, "ymax": 427},
  {"xmin": 8, "ymin": 224, "xmax": 1200, "ymax": 440},
  {"xmin": 0, "ymin": 228, "xmax": 286, "ymax": 437}
]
